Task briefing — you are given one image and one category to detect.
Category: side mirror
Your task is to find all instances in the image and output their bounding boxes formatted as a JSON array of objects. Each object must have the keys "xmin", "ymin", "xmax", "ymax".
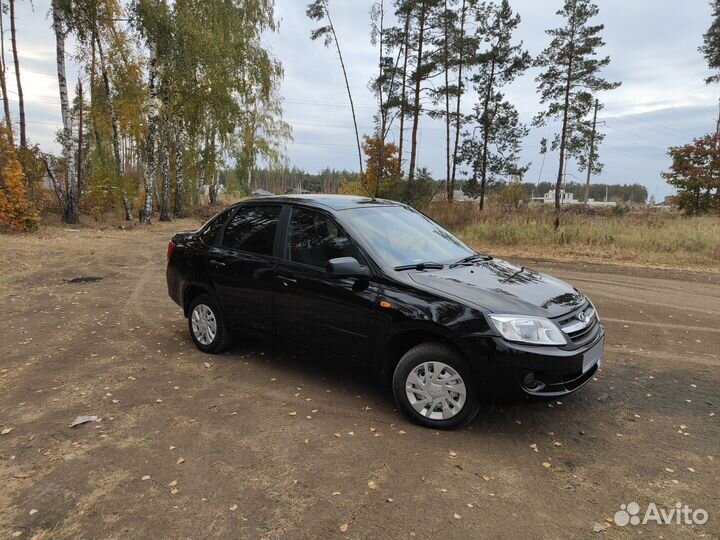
[{"xmin": 326, "ymin": 257, "xmax": 372, "ymax": 279}]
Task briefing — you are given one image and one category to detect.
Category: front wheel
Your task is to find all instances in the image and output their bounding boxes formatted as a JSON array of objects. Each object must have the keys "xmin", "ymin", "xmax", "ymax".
[
  {"xmin": 392, "ymin": 343, "xmax": 480, "ymax": 429},
  {"xmin": 188, "ymin": 294, "xmax": 233, "ymax": 354}
]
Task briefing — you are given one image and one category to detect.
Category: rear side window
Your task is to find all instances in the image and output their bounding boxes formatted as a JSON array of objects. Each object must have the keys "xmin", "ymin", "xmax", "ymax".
[
  {"xmin": 222, "ymin": 205, "xmax": 281, "ymax": 256},
  {"xmin": 287, "ymin": 208, "xmax": 360, "ymax": 269},
  {"xmin": 198, "ymin": 208, "xmax": 232, "ymax": 246}
]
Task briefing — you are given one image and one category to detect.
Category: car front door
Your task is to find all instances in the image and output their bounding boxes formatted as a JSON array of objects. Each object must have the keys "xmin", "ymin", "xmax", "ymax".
[
  {"xmin": 208, "ymin": 204, "xmax": 282, "ymax": 333},
  {"xmin": 274, "ymin": 206, "xmax": 380, "ymax": 362}
]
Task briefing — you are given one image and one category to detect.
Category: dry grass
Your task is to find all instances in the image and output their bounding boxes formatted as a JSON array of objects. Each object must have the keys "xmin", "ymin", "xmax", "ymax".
[{"xmin": 424, "ymin": 201, "xmax": 720, "ymax": 272}]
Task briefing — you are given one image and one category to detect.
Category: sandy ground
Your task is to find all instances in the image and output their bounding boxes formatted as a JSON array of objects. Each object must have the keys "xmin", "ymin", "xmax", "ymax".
[{"xmin": 1, "ymin": 221, "xmax": 719, "ymax": 540}]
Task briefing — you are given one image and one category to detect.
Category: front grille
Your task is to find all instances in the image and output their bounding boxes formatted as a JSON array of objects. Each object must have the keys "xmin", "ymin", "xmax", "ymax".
[{"xmin": 554, "ymin": 302, "xmax": 600, "ymax": 347}]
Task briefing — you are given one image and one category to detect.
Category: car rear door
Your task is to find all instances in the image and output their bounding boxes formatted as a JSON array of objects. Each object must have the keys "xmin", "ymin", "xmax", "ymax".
[
  {"xmin": 207, "ymin": 204, "xmax": 282, "ymax": 334},
  {"xmin": 274, "ymin": 206, "xmax": 379, "ymax": 362}
]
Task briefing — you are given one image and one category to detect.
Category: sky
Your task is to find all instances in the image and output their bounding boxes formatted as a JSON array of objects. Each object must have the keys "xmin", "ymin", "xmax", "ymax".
[{"xmin": 4, "ymin": 0, "xmax": 719, "ymax": 200}]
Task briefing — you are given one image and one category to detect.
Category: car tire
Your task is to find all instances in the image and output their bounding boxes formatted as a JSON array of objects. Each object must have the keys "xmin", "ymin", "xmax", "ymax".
[
  {"xmin": 392, "ymin": 342, "xmax": 480, "ymax": 429},
  {"xmin": 187, "ymin": 294, "xmax": 233, "ymax": 354}
]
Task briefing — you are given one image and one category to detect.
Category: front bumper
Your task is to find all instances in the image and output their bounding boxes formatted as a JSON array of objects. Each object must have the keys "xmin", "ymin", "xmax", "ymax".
[{"xmin": 491, "ymin": 325, "xmax": 605, "ymax": 397}]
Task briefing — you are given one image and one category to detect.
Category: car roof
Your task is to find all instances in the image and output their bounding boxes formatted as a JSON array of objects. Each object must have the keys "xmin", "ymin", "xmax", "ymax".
[{"xmin": 237, "ymin": 194, "xmax": 406, "ymax": 211}]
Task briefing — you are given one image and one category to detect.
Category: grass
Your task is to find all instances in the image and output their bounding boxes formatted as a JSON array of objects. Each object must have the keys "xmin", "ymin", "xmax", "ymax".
[{"xmin": 424, "ymin": 201, "xmax": 720, "ymax": 271}]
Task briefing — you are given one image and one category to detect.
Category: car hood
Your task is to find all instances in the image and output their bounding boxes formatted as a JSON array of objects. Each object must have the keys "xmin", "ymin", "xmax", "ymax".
[{"xmin": 408, "ymin": 258, "xmax": 585, "ymax": 318}]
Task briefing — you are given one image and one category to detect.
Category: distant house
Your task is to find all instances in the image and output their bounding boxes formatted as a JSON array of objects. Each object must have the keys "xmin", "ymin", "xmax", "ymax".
[
  {"xmin": 537, "ymin": 189, "xmax": 616, "ymax": 207},
  {"xmin": 252, "ymin": 189, "xmax": 275, "ymax": 197}
]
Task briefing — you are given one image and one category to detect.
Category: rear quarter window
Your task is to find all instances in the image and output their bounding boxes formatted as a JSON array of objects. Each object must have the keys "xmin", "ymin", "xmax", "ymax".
[{"xmin": 198, "ymin": 208, "xmax": 232, "ymax": 246}]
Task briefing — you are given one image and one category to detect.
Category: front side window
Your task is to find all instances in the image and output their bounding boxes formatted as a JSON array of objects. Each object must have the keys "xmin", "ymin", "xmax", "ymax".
[
  {"xmin": 222, "ymin": 205, "xmax": 281, "ymax": 256},
  {"xmin": 287, "ymin": 208, "xmax": 360, "ymax": 269}
]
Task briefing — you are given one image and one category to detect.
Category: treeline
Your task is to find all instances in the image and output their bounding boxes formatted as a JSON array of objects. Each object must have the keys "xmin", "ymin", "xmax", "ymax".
[
  {"xmin": 0, "ymin": 0, "xmax": 290, "ymax": 230},
  {"xmin": 246, "ymin": 167, "xmax": 359, "ymax": 195}
]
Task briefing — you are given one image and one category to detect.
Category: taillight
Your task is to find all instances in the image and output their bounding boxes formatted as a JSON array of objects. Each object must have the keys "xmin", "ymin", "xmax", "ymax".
[{"xmin": 167, "ymin": 241, "xmax": 176, "ymax": 262}]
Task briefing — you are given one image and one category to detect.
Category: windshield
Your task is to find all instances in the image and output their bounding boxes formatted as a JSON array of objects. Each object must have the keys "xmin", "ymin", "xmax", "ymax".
[{"xmin": 341, "ymin": 206, "xmax": 474, "ymax": 269}]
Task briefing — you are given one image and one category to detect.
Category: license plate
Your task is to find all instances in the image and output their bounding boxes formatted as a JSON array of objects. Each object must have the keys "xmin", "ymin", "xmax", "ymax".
[{"xmin": 582, "ymin": 340, "xmax": 604, "ymax": 373}]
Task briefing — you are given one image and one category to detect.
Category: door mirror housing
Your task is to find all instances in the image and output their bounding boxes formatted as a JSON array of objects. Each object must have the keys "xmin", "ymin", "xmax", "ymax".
[{"xmin": 326, "ymin": 257, "xmax": 372, "ymax": 279}]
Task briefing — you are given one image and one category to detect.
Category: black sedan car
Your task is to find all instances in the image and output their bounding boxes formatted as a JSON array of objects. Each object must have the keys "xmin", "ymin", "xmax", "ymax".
[{"xmin": 167, "ymin": 195, "xmax": 604, "ymax": 429}]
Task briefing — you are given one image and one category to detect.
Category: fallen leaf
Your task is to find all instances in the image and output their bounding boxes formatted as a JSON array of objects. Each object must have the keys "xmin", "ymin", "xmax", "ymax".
[
  {"xmin": 387, "ymin": 497, "xmax": 394, "ymax": 503},
  {"xmin": 453, "ymin": 513, "xmax": 462, "ymax": 519},
  {"xmin": 368, "ymin": 480, "xmax": 378, "ymax": 490},
  {"xmin": 449, "ymin": 451, "xmax": 457, "ymax": 458},
  {"xmin": 339, "ymin": 523, "xmax": 349, "ymax": 533},
  {"xmin": 170, "ymin": 488, "xmax": 179, "ymax": 495},
  {"xmin": 176, "ymin": 457, "xmax": 185, "ymax": 464},
  {"xmin": 593, "ymin": 522, "xmax": 610, "ymax": 533},
  {"xmin": 288, "ymin": 411, "xmax": 297, "ymax": 417},
  {"xmin": 334, "ymin": 432, "xmax": 341, "ymax": 438},
  {"xmin": 542, "ymin": 462, "xmax": 552, "ymax": 468},
  {"xmin": 142, "ymin": 475, "xmax": 151, "ymax": 480},
  {"xmin": 440, "ymin": 488, "xmax": 448, "ymax": 493},
  {"xmin": 1, "ymin": 428, "xmax": 14, "ymax": 435},
  {"xmin": 230, "ymin": 504, "xmax": 238, "ymax": 511},
  {"xmin": 529, "ymin": 443, "xmax": 538, "ymax": 452},
  {"xmin": 29, "ymin": 509, "xmax": 38, "ymax": 515},
  {"xmin": 369, "ymin": 427, "xmax": 377, "ymax": 432},
  {"xmin": 203, "ymin": 362, "xmax": 212, "ymax": 368},
  {"xmin": 168, "ymin": 480, "xmax": 178, "ymax": 487}
]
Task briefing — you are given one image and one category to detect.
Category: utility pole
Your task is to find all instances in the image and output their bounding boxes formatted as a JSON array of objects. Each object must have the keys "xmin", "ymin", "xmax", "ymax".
[{"xmin": 584, "ymin": 98, "xmax": 599, "ymax": 204}]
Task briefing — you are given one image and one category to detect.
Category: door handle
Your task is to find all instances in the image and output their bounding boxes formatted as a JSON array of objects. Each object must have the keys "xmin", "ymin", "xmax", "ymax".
[
  {"xmin": 276, "ymin": 275, "xmax": 298, "ymax": 284},
  {"xmin": 209, "ymin": 259, "xmax": 226, "ymax": 267}
]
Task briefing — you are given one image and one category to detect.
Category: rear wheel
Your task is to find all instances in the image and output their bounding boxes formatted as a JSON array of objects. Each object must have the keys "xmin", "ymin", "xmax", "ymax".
[
  {"xmin": 188, "ymin": 294, "xmax": 232, "ymax": 354},
  {"xmin": 392, "ymin": 343, "xmax": 480, "ymax": 429}
]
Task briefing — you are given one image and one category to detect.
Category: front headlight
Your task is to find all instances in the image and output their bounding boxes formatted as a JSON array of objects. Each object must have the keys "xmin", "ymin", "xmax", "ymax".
[{"xmin": 489, "ymin": 314, "xmax": 567, "ymax": 346}]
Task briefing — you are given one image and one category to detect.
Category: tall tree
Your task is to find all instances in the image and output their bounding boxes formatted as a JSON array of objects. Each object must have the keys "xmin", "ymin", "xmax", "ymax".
[
  {"xmin": 8, "ymin": 0, "xmax": 25, "ymax": 147},
  {"xmin": 307, "ymin": 0, "xmax": 363, "ymax": 175},
  {"xmin": 0, "ymin": 4, "xmax": 12, "ymax": 133},
  {"xmin": 51, "ymin": 0, "xmax": 79, "ymax": 223},
  {"xmin": 464, "ymin": 0, "xmax": 530, "ymax": 210},
  {"xmin": 406, "ymin": 0, "xmax": 434, "ymax": 182},
  {"xmin": 533, "ymin": 0, "xmax": 620, "ymax": 213},
  {"xmin": 701, "ymin": 0, "xmax": 720, "ymax": 84}
]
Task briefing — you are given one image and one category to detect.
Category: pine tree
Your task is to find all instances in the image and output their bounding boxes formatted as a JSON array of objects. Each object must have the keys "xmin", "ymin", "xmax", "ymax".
[
  {"xmin": 533, "ymin": 0, "xmax": 620, "ymax": 213},
  {"xmin": 701, "ymin": 0, "xmax": 720, "ymax": 84},
  {"xmin": 462, "ymin": 0, "xmax": 530, "ymax": 209}
]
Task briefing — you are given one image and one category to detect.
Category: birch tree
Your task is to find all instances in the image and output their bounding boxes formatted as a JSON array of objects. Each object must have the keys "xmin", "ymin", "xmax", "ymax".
[{"xmin": 52, "ymin": 0, "xmax": 79, "ymax": 223}]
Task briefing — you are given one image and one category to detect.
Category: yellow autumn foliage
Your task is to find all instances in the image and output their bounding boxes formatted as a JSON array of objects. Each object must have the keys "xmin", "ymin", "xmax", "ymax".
[{"xmin": 0, "ymin": 127, "xmax": 40, "ymax": 232}]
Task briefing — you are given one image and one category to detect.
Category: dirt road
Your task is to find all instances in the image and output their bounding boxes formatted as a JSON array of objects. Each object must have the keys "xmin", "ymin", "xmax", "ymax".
[{"xmin": 1, "ymin": 223, "xmax": 719, "ymax": 539}]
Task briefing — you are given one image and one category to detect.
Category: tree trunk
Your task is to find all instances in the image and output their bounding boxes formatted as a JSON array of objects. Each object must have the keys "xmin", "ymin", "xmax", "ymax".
[
  {"xmin": 9, "ymin": 0, "xmax": 25, "ymax": 147},
  {"xmin": 398, "ymin": 10, "xmax": 411, "ymax": 175},
  {"xmin": 0, "ymin": 10, "xmax": 13, "ymax": 134},
  {"xmin": 174, "ymin": 120, "xmax": 185, "ymax": 218},
  {"xmin": 583, "ymin": 98, "xmax": 599, "ymax": 203},
  {"xmin": 140, "ymin": 41, "xmax": 158, "ymax": 224},
  {"xmin": 443, "ymin": 0, "xmax": 452, "ymax": 202},
  {"xmin": 408, "ymin": 0, "xmax": 428, "ymax": 182},
  {"xmin": 77, "ymin": 79, "xmax": 83, "ymax": 196},
  {"xmin": 96, "ymin": 35, "xmax": 123, "ymax": 177},
  {"xmin": 479, "ymin": 58, "xmax": 496, "ymax": 211},
  {"xmin": 555, "ymin": 37, "xmax": 575, "ymax": 214},
  {"xmin": 159, "ymin": 100, "xmax": 171, "ymax": 221},
  {"xmin": 449, "ymin": 0, "xmax": 467, "ymax": 197},
  {"xmin": 323, "ymin": 1, "xmax": 363, "ymax": 176},
  {"xmin": 52, "ymin": 1, "xmax": 78, "ymax": 224}
]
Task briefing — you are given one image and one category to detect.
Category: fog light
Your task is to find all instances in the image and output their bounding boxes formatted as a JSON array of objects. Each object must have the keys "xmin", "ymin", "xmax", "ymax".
[{"xmin": 522, "ymin": 372, "xmax": 536, "ymax": 386}]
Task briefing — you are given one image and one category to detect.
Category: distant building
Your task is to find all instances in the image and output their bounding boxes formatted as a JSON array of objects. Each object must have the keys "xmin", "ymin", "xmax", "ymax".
[
  {"xmin": 533, "ymin": 189, "xmax": 616, "ymax": 207},
  {"xmin": 252, "ymin": 189, "xmax": 275, "ymax": 197}
]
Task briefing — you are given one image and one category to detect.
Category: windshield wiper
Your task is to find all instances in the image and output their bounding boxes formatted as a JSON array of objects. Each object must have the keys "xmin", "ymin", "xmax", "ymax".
[
  {"xmin": 394, "ymin": 262, "xmax": 445, "ymax": 271},
  {"xmin": 449, "ymin": 253, "xmax": 493, "ymax": 268}
]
